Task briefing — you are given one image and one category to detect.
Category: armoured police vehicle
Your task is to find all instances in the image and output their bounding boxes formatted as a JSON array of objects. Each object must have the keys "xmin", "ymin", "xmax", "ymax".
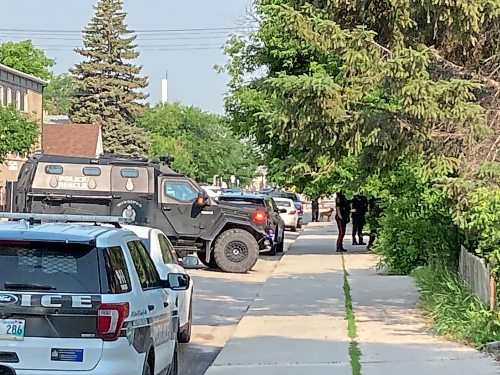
[{"xmin": 7, "ymin": 154, "xmax": 284, "ymax": 273}]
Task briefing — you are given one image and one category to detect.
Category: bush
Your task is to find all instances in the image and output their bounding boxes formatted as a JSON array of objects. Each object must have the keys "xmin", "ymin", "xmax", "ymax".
[
  {"xmin": 372, "ymin": 159, "xmax": 461, "ymax": 274},
  {"xmin": 413, "ymin": 267, "xmax": 500, "ymax": 348}
]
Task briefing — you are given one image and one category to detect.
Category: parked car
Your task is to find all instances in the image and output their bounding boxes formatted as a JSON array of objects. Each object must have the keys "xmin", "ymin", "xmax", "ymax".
[
  {"xmin": 7, "ymin": 154, "xmax": 271, "ymax": 273},
  {"xmin": 123, "ymin": 225, "xmax": 195, "ymax": 343},
  {"xmin": 270, "ymin": 190, "xmax": 303, "ymax": 228},
  {"xmin": 217, "ymin": 193, "xmax": 285, "ymax": 256},
  {"xmin": 0, "ymin": 213, "xmax": 188, "ymax": 375},
  {"xmin": 273, "ymin": 197, "xmax": 300, "ymax": 232}
]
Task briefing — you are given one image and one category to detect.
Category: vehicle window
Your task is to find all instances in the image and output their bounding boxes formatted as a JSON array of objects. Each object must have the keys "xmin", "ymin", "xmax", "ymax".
[
  {"xmin": 120, "ymin": 168, "xmax": 139, "ymax": 178},
  {"xmin": 0, "ymin": 240, "xmax": 100, "ymax": 293},
  {"xmin": 44, "ymin": 165, "xmax": 63, "ymax": 175},
  {"xmin": 275, "ymin": 200, "xmax": 292, "ymax": 207},
  {"xmin": 128, "ymin": 240, "xmax": 161, "ymax": 290},
  {"xmin": 164, "ymin": 180, "xmax": 198, "ymax": 202},
  {"xmin": 83, "ymin": 167, "xmax": 101, "ymax": 176},
  {"xmin": 158, "ymin": 234, "xmax": 177, "ymax": 265},
  {"xmin": 101, "ymin": 246, "xmax": 132, "ymax": 294}
]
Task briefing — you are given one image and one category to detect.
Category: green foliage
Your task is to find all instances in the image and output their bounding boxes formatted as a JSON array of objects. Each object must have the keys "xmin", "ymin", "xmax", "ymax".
[
  {"xmin": 44, "ymin": 73, "xmax": 75, "ymax": 115},
  {"xmin": 413, "ymin": 267, "xmax": 500, "ymax": 348},
  {"xmin": 372, "ymin": 158, "xmax": 461, "ymax": 274},
  {"xmin": 0, "ymin": 40, "xmax": 54, "ymax": 80},
  {"xmin": 0, "ymin": 106, "xmax": 39, "ymax": 162},
  {"xmin": 139, "ymin": 103, "xmax": 258, "ymax": 184},
  {"xmin": 70, "ymin": 0, "xmax": 149, "ymax": 156}
]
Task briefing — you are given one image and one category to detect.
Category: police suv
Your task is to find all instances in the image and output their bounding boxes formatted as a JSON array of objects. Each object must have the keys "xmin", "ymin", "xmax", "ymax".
[{"xmin": 0, "ymin": 213, "xmax": 188, "ymax": 375}]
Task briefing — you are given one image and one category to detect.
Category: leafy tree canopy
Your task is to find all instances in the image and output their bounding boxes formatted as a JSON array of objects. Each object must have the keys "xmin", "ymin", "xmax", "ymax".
[
  {"xmin": 44, "ymin": 73, "xmax": 76, "ymax": 115},
  {"xmin": 0, "ymin": 106, "xmax": 39, "ymax": 162},
  {"xmin": 0, "ymin": 40, "xmax": 54, "ymax": 80},
  {"xmin": 139, "ymin": 102, "xmax": 259, "ymax": 184}
]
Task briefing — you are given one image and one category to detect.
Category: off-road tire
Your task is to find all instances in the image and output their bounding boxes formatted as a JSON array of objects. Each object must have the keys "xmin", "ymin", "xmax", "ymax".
[
  {"xmin": 213, "ymin": 229, "xmax": 259, "ymax": 273},
  {"xmin": 178, "ymin": 296, "xmax": 192, "ymax": 343},
  {"xmin": 197, "ymin": 251, "xmax": 219, "ymax": 269},
  {"xmin": 276, "ymin": 231, "xmax": 285, "ymax": 253}
]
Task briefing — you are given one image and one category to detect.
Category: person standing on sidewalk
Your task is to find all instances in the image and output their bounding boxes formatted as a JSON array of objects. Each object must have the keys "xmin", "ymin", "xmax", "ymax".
[
  {"xmin": 351, "ymin": 192, "xmax": 369, "ymax": 245},
  {"xmin": 335, "ymin": 191, "xmax": 350, "ymax": 252},
  {"xmin": 311, "ymin": 198, "xmax": 319, "ymax": 222}
]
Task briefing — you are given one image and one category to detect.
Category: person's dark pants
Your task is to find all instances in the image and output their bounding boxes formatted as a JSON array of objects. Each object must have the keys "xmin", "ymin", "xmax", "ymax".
[
  {"xmin": 312, "ymin": 206, "xmax": 319, "ymax": 222},
  {"xmin": 335, "ymin": 217, "xmax": 347, "ymax": 250},
  {"xmin": 352, "ymin": 214, "xmax": 366, "ymax": 243}
]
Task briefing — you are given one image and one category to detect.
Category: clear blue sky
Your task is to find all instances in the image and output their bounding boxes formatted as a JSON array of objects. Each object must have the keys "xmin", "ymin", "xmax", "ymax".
[{"xmin": 0, "ymin": 0, "xmax": 252, "ymax": 114}]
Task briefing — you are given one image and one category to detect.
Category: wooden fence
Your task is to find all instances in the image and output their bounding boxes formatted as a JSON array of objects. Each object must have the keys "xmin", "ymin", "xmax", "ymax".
[{"xmin": 459, "ymin": 246, "xmax": 497, "ymax": 311}]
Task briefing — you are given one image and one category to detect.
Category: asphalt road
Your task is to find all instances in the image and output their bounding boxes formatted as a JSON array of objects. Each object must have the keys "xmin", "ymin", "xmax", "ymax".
[{"xmin": 178, "ymin": 230, "xmax": 301, "ymax": 375}]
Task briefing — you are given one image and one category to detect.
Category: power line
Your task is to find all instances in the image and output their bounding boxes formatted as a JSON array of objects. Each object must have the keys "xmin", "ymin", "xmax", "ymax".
[
  {"xmin": 0, "ymin": 26, "xmax": 252, "ymax": 35},
  {"xmin": 0, "ymin": 34, "xmax": 231, "ymax": 41}
]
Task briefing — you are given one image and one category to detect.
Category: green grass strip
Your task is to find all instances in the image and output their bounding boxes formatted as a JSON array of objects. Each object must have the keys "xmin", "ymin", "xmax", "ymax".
[{"xmin": 342, "ymin": 254, "xmax": 362, "ymax": 375}]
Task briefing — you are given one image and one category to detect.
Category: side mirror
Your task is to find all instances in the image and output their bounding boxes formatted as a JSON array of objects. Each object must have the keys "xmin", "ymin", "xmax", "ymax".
[
  {"xmin": 279, "ymin": 208, "xmax": 287, "ymax": 214},
  {"xmin": 179, "ymin": 255, "xmax": 199, "ymax": 268},
  {"xmin": 196, "ymin": 191, "xmax": 210, "ymax": 206},
  {"xmin": 162, "ymin": 273, "xmax": 190, "ymax": 291}
]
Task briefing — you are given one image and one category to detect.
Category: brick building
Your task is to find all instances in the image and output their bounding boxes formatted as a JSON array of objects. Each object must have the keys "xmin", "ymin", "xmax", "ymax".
[{"xmin": 0, "ymin": 63, "xmax": 46, "ymax": 207}]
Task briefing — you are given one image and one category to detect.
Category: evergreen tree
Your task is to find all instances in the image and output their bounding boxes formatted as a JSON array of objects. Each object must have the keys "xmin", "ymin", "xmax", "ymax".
[{"xmin": 70, "ymin": 0, "xmax": 149, "ymax": 156}]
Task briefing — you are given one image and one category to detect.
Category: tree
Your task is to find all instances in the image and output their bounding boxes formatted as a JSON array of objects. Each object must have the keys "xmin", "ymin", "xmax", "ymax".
[
  {"xmin": 139, "ymin": 102, "xmax": 259, "ymax": 184},
  {"xmin": 0, "ymin": 40, "xmax": 54, "ymax": 80},
  {"xmin": 70, "ymin": 0, "xmax": 149, "ymax": 156},
  {"xmin": 44, "ymin": 73, "xmax": 76, "ymax": 115},
  {"xmin": 0, "ymin": 106, "xmax": 39, "ymax": 162}
]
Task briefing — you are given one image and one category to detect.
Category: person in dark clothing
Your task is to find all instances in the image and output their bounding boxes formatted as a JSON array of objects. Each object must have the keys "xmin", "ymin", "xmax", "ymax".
[
  {"xmin": 335, "ymin": 191, "xmax": 350, "ymax": 252},
  {"xmin": 367, "ymin": 196, "xmax": 382, "ymax": 250},
  {"xmin": 351, "ymin": 192, "xmax": 369, "ymax": 245},
  {"xmin": 311, "ymin": 198, "xmax": 319, "ymax": 222}
]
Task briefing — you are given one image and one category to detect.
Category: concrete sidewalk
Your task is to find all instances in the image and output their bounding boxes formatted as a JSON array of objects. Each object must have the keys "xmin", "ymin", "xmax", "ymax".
[{"xmin": 205, "ymin": 223, "xmax": 499, "ymax": 374}]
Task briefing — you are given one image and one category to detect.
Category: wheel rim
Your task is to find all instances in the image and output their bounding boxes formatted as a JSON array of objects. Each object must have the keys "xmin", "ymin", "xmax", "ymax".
[{"xmin": 225, "ymin": 240, "xmax": 249, "ymax": 263}]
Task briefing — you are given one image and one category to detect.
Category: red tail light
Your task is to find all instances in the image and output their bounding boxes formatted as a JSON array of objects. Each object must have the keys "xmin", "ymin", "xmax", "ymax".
[
  {"xmin": 252, "ymin": 210, "xmax": 267, "ymax": 223},
  {"xmin": 97, "ymin": 303, "xmax": 129, "ymax": 341},
  {"xmin": 289, "ymin": 210, "xmax": 297, "ymax": 215}
]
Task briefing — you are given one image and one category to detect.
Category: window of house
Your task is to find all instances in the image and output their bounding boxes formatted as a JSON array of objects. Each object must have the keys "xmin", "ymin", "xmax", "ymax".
[
  {"xmin": 23, "ymin": 93, "xmax": 28, "ymax": 112},
  {"xmin": 0, "ymin": 86, "xmax": 3, "ymax": 106},
  {"xmin": 15, "ymin": 91, "xmax": 21, "ymax": 110},
  {"xmin": 6, "ymin": 88, "xmax": 11, "ymax": 105}
]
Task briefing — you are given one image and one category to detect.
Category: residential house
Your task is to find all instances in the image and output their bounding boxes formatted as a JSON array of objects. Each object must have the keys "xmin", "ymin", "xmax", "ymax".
[
  {"xmin": 42, "ymin": 123, "xmax": 103, "ymax": 158},
  {"xmin": 0, "ymin": 63, "xmax": 46, "ymax": 207}
]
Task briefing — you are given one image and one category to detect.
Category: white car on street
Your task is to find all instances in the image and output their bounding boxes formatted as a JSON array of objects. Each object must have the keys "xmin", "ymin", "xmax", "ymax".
[
  {"xmin": 273, "ymin": 197, "xmax": 300, "ymax": 232},
  {"xmin": 124, "ymin": 225, "xmax": 194, "ymax": 343}
]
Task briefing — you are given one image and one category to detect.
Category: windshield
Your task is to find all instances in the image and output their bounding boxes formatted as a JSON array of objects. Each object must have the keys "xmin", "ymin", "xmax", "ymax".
[{"xmin": 0, "ymin": 240, "xmax": 101, "ymax": 293}]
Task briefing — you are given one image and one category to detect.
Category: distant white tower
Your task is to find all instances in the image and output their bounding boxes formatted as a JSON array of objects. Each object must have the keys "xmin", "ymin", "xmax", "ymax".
[{"xmin": 161, "ymin": 69, "xmax": 168, "ymax": 104}]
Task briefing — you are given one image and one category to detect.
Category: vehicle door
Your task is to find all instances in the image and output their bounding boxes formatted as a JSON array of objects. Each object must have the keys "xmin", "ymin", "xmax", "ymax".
[
  {"xmin": 158, "ymin": 177, "xmax": 204, "ymax": 237},
  {"xmin": 127, "ymin": 240, "xmax": 175, "ymax": 374},
  {"xmin": 156, "ymin": 232, "xmax": 191, "ymax": 328},
  {"xmin": 110, "ymin": 166, "xmax": 152, "ymax": 225}
]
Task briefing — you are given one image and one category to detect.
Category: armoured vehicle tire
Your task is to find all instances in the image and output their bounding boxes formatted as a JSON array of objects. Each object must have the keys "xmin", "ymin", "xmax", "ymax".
[
  {"xmin": 197, "ymin": 251, "xmax": 219, "ymax": 269},
  {"xmin": 213, "ymin": 229, "xmax": 259, "ymax": 273}
]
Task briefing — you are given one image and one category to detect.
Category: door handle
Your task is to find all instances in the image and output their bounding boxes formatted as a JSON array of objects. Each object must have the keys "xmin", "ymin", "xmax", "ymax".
[
  {"xmin": 163, "ymin": 206, "xmax": 172, "ymax": 211},
  {"xmin": 148, "ymin": 304, "xmax": 155, "ymax": 311}
]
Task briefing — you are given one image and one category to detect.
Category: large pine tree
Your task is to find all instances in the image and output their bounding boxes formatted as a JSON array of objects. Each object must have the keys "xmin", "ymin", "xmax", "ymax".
[{"xmin": 70, "ymin": 0, "xmax": 149, "ymax": 156}]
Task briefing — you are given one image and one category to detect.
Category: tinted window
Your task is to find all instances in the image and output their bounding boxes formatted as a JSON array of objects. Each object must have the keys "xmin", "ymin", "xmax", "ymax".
[
  {"xmin": 164, "ymin": 180, "xmax": 198, "ymax": 202},
  {"xmin": 0, "ymin": 241, "xmax": 100, "ymax": 293},
  {"xmin": 120, "ymin": 168, "xmax": 139, "ymax": 178},
  {"xmin": 44, "ymin": 165, "xmax": 63, "ymax": 175},
  {"xmin": 83, "ymin": 167, "xmax": 101, "ymax": 176},
  {"xmin": 101, "ymin": 246, "xmax": 131, "ymax": 294},
  {"xmin": 218, "ymin": 196, "xmax": 265, "ymax": 208},
  {"xmin": 158, "ymin": 234, "xmax": 177, "ymax": 265},
  {"xmin": 275, "ymin": 199, "xmax": 292, "ymax": 207},
  {"xmin": 128, "ymin": 240, "xmax": 161, "ymax": 289}
]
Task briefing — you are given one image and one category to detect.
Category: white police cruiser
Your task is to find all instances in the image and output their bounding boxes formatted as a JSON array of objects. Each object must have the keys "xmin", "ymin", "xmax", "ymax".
[{"xmin": 0, "ymin": 213, "xmax": 188, "ymax": 375}]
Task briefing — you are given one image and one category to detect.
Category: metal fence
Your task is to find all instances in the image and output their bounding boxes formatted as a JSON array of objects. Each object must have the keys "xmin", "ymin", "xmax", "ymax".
[{"xmin": 459, "ymin": 246, "xmax": 497, "ymax": 310}]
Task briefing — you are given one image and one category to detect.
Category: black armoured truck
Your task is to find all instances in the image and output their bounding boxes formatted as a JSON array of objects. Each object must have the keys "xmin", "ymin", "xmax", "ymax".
[{"xmin": 7, "ymin": 154, "xmax": 285, "ymax": 273}]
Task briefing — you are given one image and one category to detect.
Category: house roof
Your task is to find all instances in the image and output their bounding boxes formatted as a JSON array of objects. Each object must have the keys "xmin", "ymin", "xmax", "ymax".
[
  {"xmin": 42, "ymin": 123, "xmax": 101, "ymax": 158},
  {"xmin": 0, "ymin": 63, "xmax": 47, "ymax": 85}
]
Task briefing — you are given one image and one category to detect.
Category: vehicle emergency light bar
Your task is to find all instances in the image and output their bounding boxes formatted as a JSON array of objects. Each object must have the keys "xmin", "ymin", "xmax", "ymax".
[{"xmin": 0, "ymin": 212, "xmax": 133, "ymax": 227}]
